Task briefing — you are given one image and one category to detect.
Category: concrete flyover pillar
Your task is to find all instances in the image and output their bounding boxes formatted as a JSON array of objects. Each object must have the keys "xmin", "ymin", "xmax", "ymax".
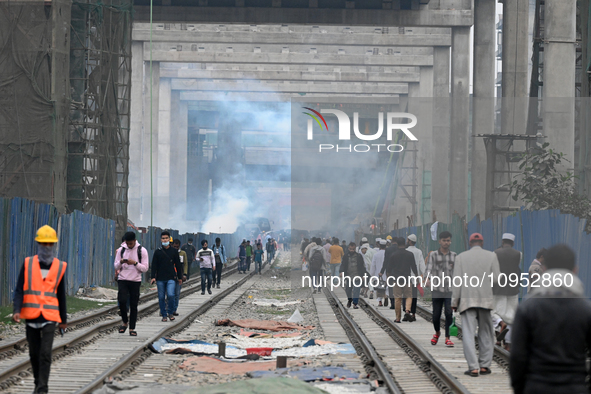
[
  {"xmin": 472, "ymin": 0, "xmax": 496, "ymax": 220},
  {"xmin": 169, "ymin": 91, "xmax": 189, "ymax": 217},
  {"xmin": 418, "ymin": 66, "xmax": 434, "ymax": 226},
  {"xmin": 450, "ymin": 27, "xmax": 471, "ymax": 220},
  {"xmin": 156, "ymin": 77, "xmax": 171, "ymax": 226},
  {"xmin": 129, "ymin": 41, "xmax": 144, "ymax": 225},
  {"xmin": 543, "ymin": 0, "xmax": 576, "ymax": 167},
  {"xmin": 501, "ymin": 0, "xmax": 529, "ymax": 135},
  {"xmin": 142, "ymin": 61, "xmax": 160, "ymax": 227},
  {"xmin": 431, "ymin": 46, "xmax": 451, "ymax": 223}
]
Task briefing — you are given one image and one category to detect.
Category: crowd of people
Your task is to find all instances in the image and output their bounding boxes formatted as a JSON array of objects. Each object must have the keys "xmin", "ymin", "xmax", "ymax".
[
  {"xmin": 10, "ymin": 224, "xmax": 591, "ymax": 394},
  {"xmin": 300, "ymin": 231, "xmax": 591, "ymax": 392}
]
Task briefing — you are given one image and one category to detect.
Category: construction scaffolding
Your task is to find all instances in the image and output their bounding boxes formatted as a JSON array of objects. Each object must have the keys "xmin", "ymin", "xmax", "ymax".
[
  {"xmin": 0, "ymin": 0, "xmax": 132, "ymax": 236},
  {"xmin": 68, "ymin": 0, "xmax": 132, "ymax": 234}
]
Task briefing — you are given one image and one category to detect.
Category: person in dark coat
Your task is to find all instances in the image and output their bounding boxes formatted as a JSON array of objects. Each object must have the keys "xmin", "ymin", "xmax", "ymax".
[
  {"xmin": 340, "ymin": 242, "xmax": 368, "ymax": 309},
  {"xmin": 510, "ymin": 244, "xmax": 591, "ymax": 394},
  {"xmin": 380, "ymin": 237, "xmax": 417, "ymax": 322}
]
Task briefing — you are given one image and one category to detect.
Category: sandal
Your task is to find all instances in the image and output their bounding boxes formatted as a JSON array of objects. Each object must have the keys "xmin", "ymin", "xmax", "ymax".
[
  {"xmin": 168, "ymin": 315, "xmax": 175, "ymax": 321},
  {"xmin": 445, "ymin": 338, "xmax": 455, "ymax": 347},
  {"xmin": 431, "ymin": 333, "xmax": 440, "ymax": 345},
  {"xmin": 464, "ymin": 370, "xmax": 479, "ymax": 377},
  {"xmin": 129, "ymin": 330, "xmax": 137, "ymax": 336},
  {"xmin": 118, "ymin": 325, "xmax": 127, "ymax": 333},
  {"xmin": 162, "ymin": 317, "xmax": 168, "ymax": 322},
  {"xmin": 480, "ymin": 368, "xmax": 491, "ymax": 375}
]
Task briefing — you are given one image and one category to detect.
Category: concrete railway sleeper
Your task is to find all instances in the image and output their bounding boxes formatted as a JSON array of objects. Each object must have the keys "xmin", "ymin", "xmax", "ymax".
[
  {"xmin": 0, "ymin": 261, "xmax": 242, "ymax": 392},
  {"xmin": 0, "ymin": 260, "xmax": 238, "ymax": 362},
  {"xmin": 358, "ymin": 298, "xmax": 470, "ymax": 394},
  {"xmin": 414, "ymin": 303, "xmax": 510, "ymax": 371},
  {"xmin": 323, "ymin": 288, "xmax": 403, "ymax": 394}
]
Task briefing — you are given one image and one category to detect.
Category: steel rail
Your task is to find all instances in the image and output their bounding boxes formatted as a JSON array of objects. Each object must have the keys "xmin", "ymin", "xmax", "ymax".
[
  {"xmin": 415, "ymin": 304, "xmax": 510, "ymax": 367},
  {"xmin": 0, "ymin": 260, "xmax": 238, "ymax": 359},
  {"xmin": 75, "ymin": 263, "xmax": 267, "ymax": 394},
  {"xmin": 360, "ymin": 299, "xmax": 471, "ymax": 394},
  {"xmin": 0, "ymin": 263, "xmax": 240, "ymax": 389},
  {"xmin": 323, "ymin": 288, "xmax": 402, "ymax": 394}
]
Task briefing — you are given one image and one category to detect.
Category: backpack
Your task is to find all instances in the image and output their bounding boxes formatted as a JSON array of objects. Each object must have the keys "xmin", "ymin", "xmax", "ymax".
[
  {"xmin": 310, "ymin": 249, "xmax": 324, "ymax": 270},
  {"xmin": 121, "ymin": 245, "xmax": 142, "ymax": 264}
]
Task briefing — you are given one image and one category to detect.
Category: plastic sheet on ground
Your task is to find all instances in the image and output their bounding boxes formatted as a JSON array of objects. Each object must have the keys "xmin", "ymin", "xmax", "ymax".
[
  {"xmin": 151, "ymin": 338, "xmax": 246, "ymax": 357},
  {"xmin": 248, "ymin": 366, "xmax": 361, "ymax": 381},
  {"xmin": 272, "ymin": 343, "xmax": 356, "ymax": 357},
  {"xmin": 216, "ymin": 318, "xmax": 314, "ymax": 331},
  {"xmin": 252, "ymin": 298, "xmax": 303, "ymax": 307},
  {"xmin": 287, "ymin": 308, "xmax": 304, "ymax": 323},
  {"xmin": 224, "ymin": 335, "xmax": 306, "ymax": 350},
  {"xmin": 179, "ymin": 356, "xmax": 306, "ymax": 374},
  {"xmin": 183, "ymin": 377, "xmax": 330, "ymax": 394}
]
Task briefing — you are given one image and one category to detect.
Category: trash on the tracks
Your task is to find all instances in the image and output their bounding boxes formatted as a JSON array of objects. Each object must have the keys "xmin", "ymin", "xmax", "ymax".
[
  {"xmin": 224, "ymin": 334, "xmax": 305, "ymax": 350},
  {"xmin": 302, "ymin": 339, "xmax": 335, "ymax": 347},
  {"xmin": 272, "ymin": 343, "xmax": 356, "ymax": 357},
  {"xmin": 237, "ymin": 329, "xmax": 301, "ymax": 338},
  {"xmin": 150, "ymin": 337, "xmax": 246, "ymax": 357},
  {"xmin": 216, "ymin": 318, "xmax": 314, "ymax": 331},
  {"xmin": 246, "ymin": 347, "xmax": 274, "ymax": 356},
  {"xmin": 287, "ymin": 308, "xmax": 303, "ymax": 323},
  {"xmin": 248, "ymin": 366, "xmax": 361, "ymax": 381},
  {"xmin": 185, "ymin": 377, "xmax": 327, "ymax": 394}
]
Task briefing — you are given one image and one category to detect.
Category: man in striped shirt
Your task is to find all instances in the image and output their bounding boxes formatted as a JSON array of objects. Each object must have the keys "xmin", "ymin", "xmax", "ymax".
[{"xmin": 424, "ymin": 231, "xmax": 457, "ymax": 347}]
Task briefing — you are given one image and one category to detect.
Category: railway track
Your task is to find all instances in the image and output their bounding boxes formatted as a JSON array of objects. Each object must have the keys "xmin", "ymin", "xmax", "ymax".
[
  {"xmin": 414, "ymin": 303, "xmax": 511, "ymax": 370},
  {"xmin": 324, "ymin": 287, "xmax": 513, "ymax": 394},
  {"xmin": 0, "ymin": 260, "xmax": 250, "ymax": 393},
  {"xmin": 0, "ymin": 260, "xmax": 238, "ymax": 362}
]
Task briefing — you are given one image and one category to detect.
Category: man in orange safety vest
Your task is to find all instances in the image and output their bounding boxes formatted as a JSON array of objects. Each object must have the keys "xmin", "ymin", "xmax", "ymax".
[{"xmin": 12, "ymin": 225, "xmax": 67, "ymax": 394}]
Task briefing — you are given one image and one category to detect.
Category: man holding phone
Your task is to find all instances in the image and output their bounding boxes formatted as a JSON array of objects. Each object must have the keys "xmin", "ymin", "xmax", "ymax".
[{"xmin": 114, "ymin": 231, "xmax": 149, "ymax": 335}]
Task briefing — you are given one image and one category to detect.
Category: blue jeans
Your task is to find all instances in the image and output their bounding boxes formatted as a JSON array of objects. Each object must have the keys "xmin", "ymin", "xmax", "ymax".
[
  {"xmin": 173, "ymin": 282, "xmax": 182, "ymax": 313},
  {"xmin": 309, "ymin": 268, "xmax": 323, "ymax": 290},
  {"xmin": 239, "ymin": 256, "xmax": 246, "ymax": 272},
  {"xmin": 200, "ymin": 268, "xmax": 213, "ymax": 292},
  {"xmin": 329, "ymin": 263, "xmax": 341, "ymax": 277},
  {"xmin": 268, "ymin": 251, "xmax": 275, "ymax": 261},
  {"xmin": 157, "ymin": 280, "xmax": 176, "ymax": 317},
  {"xmin": 255, "ymin": 260, "xmax": 262, "ymax": 273},
  {"xmin": 345, "ymin": 285, "xmax": 362, "ymax": 305},
  {"xmin": 246, "ymin": 256, "xmax": 252, "ymax": 270}
]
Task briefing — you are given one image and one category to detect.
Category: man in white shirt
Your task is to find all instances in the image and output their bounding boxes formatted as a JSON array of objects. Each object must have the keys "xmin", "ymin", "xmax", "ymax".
[{"xmin": 404, "ymin": 234, "xmax": 425, "ymax": 321}]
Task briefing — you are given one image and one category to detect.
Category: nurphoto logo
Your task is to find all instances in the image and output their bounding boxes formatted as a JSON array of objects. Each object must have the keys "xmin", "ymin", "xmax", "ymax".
[{"xmin": 303, "ymin": 107, "xmax": 418, "ymax": 153}]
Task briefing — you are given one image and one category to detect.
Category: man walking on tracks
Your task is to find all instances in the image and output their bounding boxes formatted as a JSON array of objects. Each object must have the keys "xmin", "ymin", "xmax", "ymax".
[
  {"xmin": 12, "ymin": 225, "xmax": 68, "ymax": 394},
  {"xmin": 492, "ymin": 233, "xmax": 522, "ymax": 351},
  {"xmin": 114, "ymin": 231, "xmax": 149, "ymax": 335},
  {"xmin": 181, "ymin": 238, "xmax": 196, "ymax": 279},
  {"xmin": 510, "ymin": 244, "xmax": 591, "ymax": 394},
  {"xmin": 452, "ymin": 233, "xmax": 501, "ymax": 377},
  {"xmin": 150, "ymin": 231, "xmax": 183, "ymax": 322},
  {"xmin": 197, "ymin": 240, "xmax": 216, "ymax": 295},
  {"xmin": 424, "ymin": 231, "xmax": 456, "ymax": 347},
  {"xmin": 212, "ymin": 237, "xmax": 227, "ymax": 288},
  {"xmin": 172, "ymin": 239, "xmax": 188, "ymax": 316},
  {"xmin": 404, "ymin": 234, "xmax": 425, "ymax": 321},
  {"xmin": 307, "ymin": 237, "xmax": 329, "ymax": 293}
]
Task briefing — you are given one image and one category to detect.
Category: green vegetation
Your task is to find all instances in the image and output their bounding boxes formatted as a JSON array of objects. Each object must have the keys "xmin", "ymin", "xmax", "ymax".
[{"xmin": 0, "ymin": 296, "xmax": 113, "ymax": 325}]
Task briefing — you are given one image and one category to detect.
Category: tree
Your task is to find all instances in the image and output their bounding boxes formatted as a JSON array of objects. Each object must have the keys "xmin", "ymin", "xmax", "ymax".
[{"xmin": 508, "ymin": 143, "xmax": 591, "ymax": 222}]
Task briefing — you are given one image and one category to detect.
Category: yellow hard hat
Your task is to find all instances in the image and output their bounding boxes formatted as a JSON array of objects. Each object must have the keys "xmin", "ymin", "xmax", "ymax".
[
  {"xmin": 35, "ymin": 225, "xmax": 58, "ymax": 243},
  {"xmin": 386, "ymin": 235, "xmax": 393, "ymax": 240}
]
